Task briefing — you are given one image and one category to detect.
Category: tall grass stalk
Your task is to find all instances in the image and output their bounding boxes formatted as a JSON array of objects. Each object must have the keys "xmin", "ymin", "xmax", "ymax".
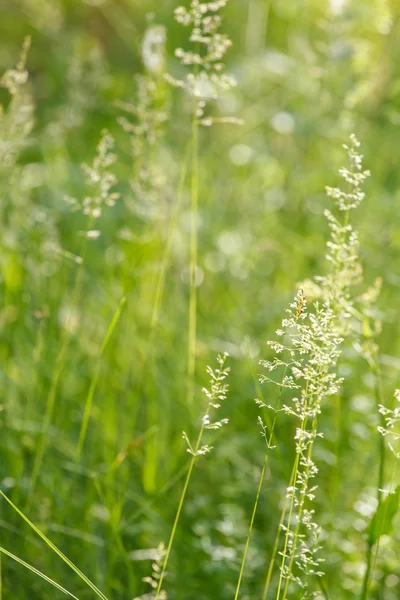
[
  {"xmin": 154, "ymin": 354, "xmax": 230, "ymax": 599},
  {"xmin": 154, "ymin": 433, "xmax": 201, "ymax": 600},
  {"xmin": 276, "ymin": 410, "xmax": 312, "ymax": 600},
  {"xmin": 262, "ymin": 462, "xmax": 297, "ymax": 600},
  {"xmin": 256, "ymin": 135, "xmax": 370, "ymax": 598},
  {"xmin": 280, "ymin": 417, "xmax": 319, "ymax": 600},
  {"xmin": 234, "ymin": 334, "xmax": 298, "ymax": 598},
  {"xmin": 233, "ymin": 453, "xmax": 268, "ymax": 600},
  {"xmin": 169, "ymin": 0, "xmax": 237, "ymax": 408},
  {"xmin": 187, "ymin": 111, "xmax": 199, "ymax": 407},
  {"xmin": 149, "ymin": 140, "xmax": 191, "ymax": 334},
  {"xmin": 360, "ymin": 352, "xmax": 385, "ymax": 600}
]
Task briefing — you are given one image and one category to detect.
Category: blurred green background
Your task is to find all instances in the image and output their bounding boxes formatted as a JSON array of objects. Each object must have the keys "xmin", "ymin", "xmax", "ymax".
[{"xmin": 1, "ymin": 0, "xmax": 400, "ymax": 598}]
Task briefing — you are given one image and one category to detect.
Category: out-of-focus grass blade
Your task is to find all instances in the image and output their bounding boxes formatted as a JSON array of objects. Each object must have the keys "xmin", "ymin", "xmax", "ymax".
[
  {"xmin": 100, "ymin": 296, "xmax": 127, "ymax": 354},
  {"xmin": 0, "ymin": 492, "xmax": 109, "ymax": 600},
  {"xmin": 368, "ymin": 486, "xmax": 400, "ymax": 543},
  {"xmin": 0, "ymin": 546, "xmax": 79, "ymax": 599},
  {"xmin": 76, "ymin": 295, "xmax": 127, "ymax": 460}
]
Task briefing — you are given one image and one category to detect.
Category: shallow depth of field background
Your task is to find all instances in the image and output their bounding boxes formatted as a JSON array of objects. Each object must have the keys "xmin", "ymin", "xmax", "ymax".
[{"xmin": 1, "ymin": 0, "xmax": 400, "ymax": 598}]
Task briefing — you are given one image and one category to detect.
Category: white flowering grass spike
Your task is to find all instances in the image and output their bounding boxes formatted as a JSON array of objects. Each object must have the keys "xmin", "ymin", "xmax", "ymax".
[
  {"xmin": 326, "ymin": 133, "xmax": 370, "ymax": 212},
  {"xmin": 182, "ymin": 353, "xmax": 230, "ymax": 456},
  {"xmin": 253, "ymin": 136, "xmax": 371, "ymax": 599},
  {"xmin": 378, "ymin": 389, "xmax": 400, "ymax": 459},
  {"xmin": 66, "ymin": 129, "xmax": 120, "ymax": 233},
  {"xmin": 315, "ymin": 134, "xmax": 371, "ymax": 336},
  {"xmin": 169, "ymin": 1, "xmax": 237, "ymax": 123},
  {"xmin": 142, "ymin": 25, "xmax": 167, "ymax": 74}
]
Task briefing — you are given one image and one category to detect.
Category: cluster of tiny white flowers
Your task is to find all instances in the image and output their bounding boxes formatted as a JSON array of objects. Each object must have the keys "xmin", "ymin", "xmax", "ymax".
[
  {"xmin": 274, "ymin": 300, "xmax": 342, "ymax": 595},
  {"xmin": 378, "ymin": 389, "xmax": 400, "ymax": 459},
  {"xmin": 317, "ymin": 209, "xmax": 362, "ymax": 321},
  {"xmin": 168, "ymin": 1, "xmax": 239, "ymax": 124},
  {"xmin": 133, "ymin": 543, "xmax": 167, "ymax": 600},
  {"xmin": 315, "ymin": 135, "xmax": 372, "ymax": 332},
  {"xmin": 118, "ymin": 76, "xmax": 168, "ymax": 155},
  {"xmin": 259, "ymin": 136, "xmax": 371, "ymax": 596},
  {"xmin": 65, "ymin": 130, "xmax": 120, "ymax": 237},
  {"xmin": 142, "ymin": 25, "xmax": 167, "ymax": 75},
  {"xmin": 326, "ymin": 134, "xmax": 370, "ymax": 211},
  {"xmin": 182, "ymin": 354, "xmax": 230, "ymax": 457}
]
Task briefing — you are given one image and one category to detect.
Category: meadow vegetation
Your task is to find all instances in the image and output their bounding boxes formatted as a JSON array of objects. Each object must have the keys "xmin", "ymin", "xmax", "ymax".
[{"xmin": 1, "ymin": 0, "xmax": 400, "ymax": 599}]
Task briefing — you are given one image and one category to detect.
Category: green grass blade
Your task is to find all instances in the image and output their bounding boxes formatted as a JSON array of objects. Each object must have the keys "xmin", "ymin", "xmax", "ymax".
[
  {"xmin": 76, "ymin": 295, "xmax": 126, "ymax": 460},
  {"xmin": 0, "ymin": 546, "xmax": 79, "ymax": 599},
  {"xmin": 0, "ymin": 492, "xmax": 109, "ymax": 600},
  {"xmin": 100, "ymin": 296, "xmax": 126, "ymax": 354}
]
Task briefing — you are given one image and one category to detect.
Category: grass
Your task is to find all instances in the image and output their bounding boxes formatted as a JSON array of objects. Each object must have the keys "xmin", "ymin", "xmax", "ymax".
[{"xmin": 2, "ymin": 1, "xmax": 400, "ymax": 599}]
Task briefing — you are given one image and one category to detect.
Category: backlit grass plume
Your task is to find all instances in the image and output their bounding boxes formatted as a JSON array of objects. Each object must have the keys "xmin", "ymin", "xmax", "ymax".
[{"xmin": 234, "ymin": 135, "xmax": 371, "ymax": 600}]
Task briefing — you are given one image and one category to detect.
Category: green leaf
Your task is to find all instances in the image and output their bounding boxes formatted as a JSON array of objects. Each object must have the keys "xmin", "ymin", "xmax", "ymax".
[{"xmin": 368, "ymin": 486, "xmax": 400, "ymax": 544}]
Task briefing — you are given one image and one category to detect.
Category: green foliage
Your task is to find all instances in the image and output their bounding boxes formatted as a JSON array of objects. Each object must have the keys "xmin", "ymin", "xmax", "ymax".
[
  {"xmin": 1, "ymin": 1, "xmax": 400, "ymax": 599},
  {"xmin": 368, "ymin": 486, "xmax": 400, "ymax": 544}
]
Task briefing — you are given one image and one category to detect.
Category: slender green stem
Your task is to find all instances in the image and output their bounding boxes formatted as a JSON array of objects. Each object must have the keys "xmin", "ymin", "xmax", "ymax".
[
  {"xmin": 360, "ymin": 352, "xmax": 386, "ymax": 600},
  {"xmin": 276, "ymin": 377, "xmax": 315, "ymax": 600},
  {"xmin": 281, "ymin": 418, "xmax": 318, "ymax": 600},
  {"xmin": 275, "ymin": 435, "xmax": 303, "ymax": 600},
  {"xmin": 150, "ymin": 140, "xmax": 191, "ymax": 334},
  {"xmin": 234, "ymin": 361, "xmax": 290, "ymax": 599},
  {"xmin": 154, "ymin": 412, "xmax": 208, "ymax": 599},
  {"xmin": 187, "ymin": 111, "xmax": 199, "ymax": 407},
  {"xmin": 234, "ymin": 452, "xmax": 269, "ymax": 600},
  {"xmin": 262, "ymin": 461, "xmax": 297, "ymax": 600}
]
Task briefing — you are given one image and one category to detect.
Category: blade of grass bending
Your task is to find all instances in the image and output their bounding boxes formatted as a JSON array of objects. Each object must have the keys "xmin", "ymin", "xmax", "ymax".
[
  {"xmin": 76, "ymin": 296, "xmax": 126, "ymax": 460},
  {"xmin": 0, "ymin": 492, "xmax": 109, "ymax": 600},
  {"xmin": 0, "ymin": 547, "xmax": 79, "ymax": 599}
]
